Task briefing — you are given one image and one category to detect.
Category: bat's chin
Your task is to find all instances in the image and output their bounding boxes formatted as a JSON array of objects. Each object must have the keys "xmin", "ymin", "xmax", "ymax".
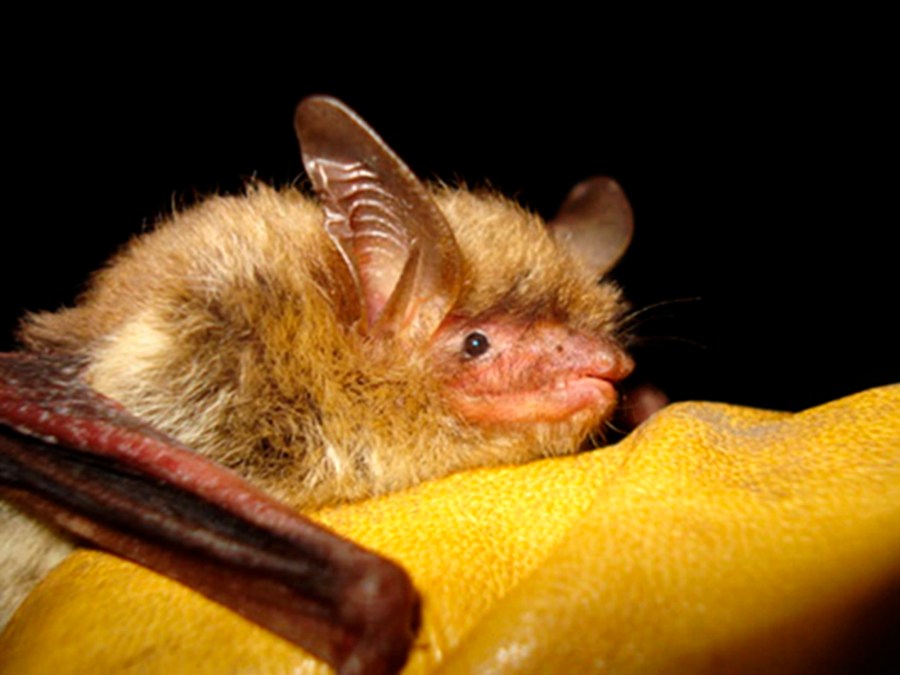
[{"xmin": 449, "ymin": 375, "xmax": 619, "ymax": 426}]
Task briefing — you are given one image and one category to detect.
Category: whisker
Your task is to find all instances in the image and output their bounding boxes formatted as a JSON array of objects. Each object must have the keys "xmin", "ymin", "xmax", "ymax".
[
  {"xmin": 604, "ymin": 418, "xmax": 629, "ymax": 437},
  {"xmin": 621, "ymin": 313, "xmax": 693, "ymax": 337},
  {"xmin": 627, "ymin": 335, "xmax": 708, "ymax": 351},
  {"xmin": 619, "ymin": 296, "xmax": 702, "ymax": 332},
  {"xmin": 582, "ymin": 425, "xmax": 609, "ymax": 450}
]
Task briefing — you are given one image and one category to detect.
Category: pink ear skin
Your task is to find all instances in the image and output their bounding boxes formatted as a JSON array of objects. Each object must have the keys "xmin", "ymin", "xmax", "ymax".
[
  {"xmin": 548, "ymin": 177, "xmax": 634, "ymax": 278},
  {"xmin": 0, "ymin": 352, "xmax": 419, "ymax": 675},
  {"xmin": 430, "ymin": 314, "xmax": 634, "ymax": 427},
  {"xmin": 296, "ymin": 96, "xmax": 462, "ymax": 344}
]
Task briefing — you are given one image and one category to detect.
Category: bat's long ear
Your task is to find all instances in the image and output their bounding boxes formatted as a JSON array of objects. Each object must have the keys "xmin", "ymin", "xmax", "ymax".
[
  {"xmin": 548, "ymin": 177, "xmax": 634, "ymax": 278},
  {"xmin": 296, "ymin": 96, "xmax": 462, "ymax": 344}
]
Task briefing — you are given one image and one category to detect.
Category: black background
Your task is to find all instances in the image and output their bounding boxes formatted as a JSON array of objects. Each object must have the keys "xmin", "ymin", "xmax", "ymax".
[{"xmin": 2, "ymin": 56, "xmax": 895, "ymax": 413}]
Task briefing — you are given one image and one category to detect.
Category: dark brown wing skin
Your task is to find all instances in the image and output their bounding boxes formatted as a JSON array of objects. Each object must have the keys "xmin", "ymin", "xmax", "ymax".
[{"xmin": 0, "ymin": 352, "xmax": 420, "ymax": 675}]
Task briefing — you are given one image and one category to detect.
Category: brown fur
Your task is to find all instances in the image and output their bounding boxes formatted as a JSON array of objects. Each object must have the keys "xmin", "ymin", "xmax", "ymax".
[{"xmin": 19, "ymin": 183, "xmax": 625, "ymax": 510}]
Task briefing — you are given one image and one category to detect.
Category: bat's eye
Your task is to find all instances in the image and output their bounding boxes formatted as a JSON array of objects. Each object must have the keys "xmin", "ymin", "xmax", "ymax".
[{"xmin": 463, "ymin": 332, "xmax": 490, "ymax": 358}]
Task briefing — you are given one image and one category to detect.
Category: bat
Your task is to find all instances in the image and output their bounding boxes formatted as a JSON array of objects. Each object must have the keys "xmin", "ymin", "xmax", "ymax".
[{"xmin": 0, "ymin": 96, "xmax": 636, "ymax": 674}]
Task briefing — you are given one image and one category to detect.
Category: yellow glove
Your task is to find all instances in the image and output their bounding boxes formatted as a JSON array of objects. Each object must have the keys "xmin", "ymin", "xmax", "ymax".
[{"xmin": 2, "ymin": 385, "xmax": 898, "ymax": 673}]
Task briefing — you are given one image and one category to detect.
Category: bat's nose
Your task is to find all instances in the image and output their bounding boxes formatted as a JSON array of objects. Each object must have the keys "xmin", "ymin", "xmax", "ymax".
[
  {"xmin": 571, "ymin": 334, "xmax": 633, "ymax": 384},
  {"xmin": 606, "ymin": 349, "xmax": 634, "ymax": 383}
]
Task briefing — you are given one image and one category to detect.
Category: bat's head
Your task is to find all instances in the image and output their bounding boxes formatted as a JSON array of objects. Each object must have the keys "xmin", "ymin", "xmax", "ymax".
[
  {"xmin": 20, "ymin": 97, "xmax": 634, "ymax": 508},
  {"xmin": 424, "ymin": 186, "xmax": 632, "ymax": 439},
  {"xmin": 296, "ymin": 98, "xmax": 634, "ymax": 468}
]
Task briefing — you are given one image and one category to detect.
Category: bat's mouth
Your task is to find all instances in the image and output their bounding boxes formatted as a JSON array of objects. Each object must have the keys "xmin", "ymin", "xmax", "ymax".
[{"xmin": 448, "ymin": 374, "xmax": 622, "ymax": 426}]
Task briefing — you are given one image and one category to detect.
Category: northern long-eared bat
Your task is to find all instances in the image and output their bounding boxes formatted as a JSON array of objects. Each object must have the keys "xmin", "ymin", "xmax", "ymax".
[{"xmin": 0, "ymin": 96, "xmax": 635, "ymax": 674}]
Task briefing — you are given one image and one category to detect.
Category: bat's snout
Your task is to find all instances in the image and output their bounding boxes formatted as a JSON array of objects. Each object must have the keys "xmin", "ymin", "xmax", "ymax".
[{"xmin": 595, "ymin": 343, "xmax": 634, "ymax": 384}]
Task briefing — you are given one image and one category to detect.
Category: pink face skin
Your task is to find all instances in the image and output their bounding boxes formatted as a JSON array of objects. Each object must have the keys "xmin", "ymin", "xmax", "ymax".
[{"xmin": 431, "ymin": 314, "xmax": 633, "ymax": 427}]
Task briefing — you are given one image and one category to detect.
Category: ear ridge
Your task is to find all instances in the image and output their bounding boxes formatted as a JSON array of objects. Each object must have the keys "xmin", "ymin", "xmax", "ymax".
[{"xmin": 295, "ymin": 96, "xmax": 462, "ymax": 342}]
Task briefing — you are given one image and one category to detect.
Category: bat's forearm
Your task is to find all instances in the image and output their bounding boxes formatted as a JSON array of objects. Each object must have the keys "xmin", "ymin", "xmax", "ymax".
[{"xmin": 0, "ymin": 353, "xmax": 420, "ymax": 675}]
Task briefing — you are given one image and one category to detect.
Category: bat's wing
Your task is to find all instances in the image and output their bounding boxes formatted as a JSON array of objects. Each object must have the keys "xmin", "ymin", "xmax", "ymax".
[{"xmin": 0, "ymin": 352, "xmax": 419, "ymax": 675}]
